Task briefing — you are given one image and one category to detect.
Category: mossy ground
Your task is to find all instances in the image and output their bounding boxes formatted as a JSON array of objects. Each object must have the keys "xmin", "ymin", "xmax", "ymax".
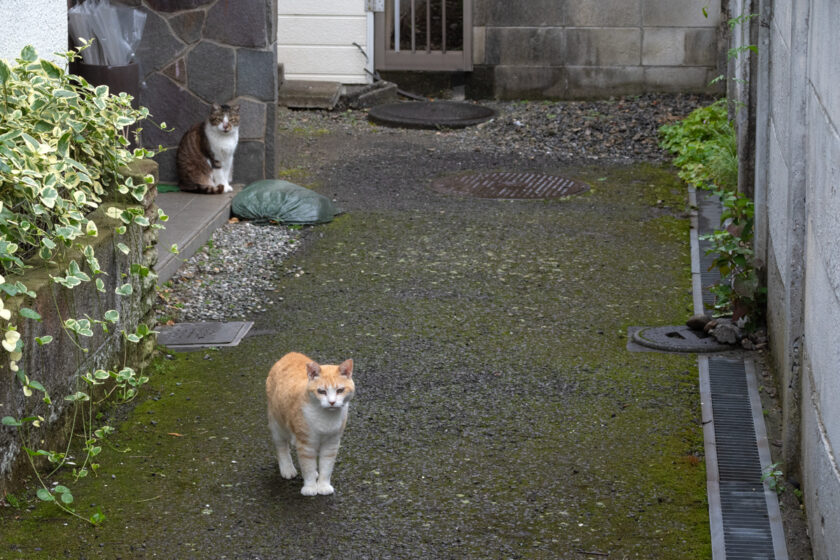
[{"xmin": 0, "ymin": 119, "xmax": 710, "ymax": 558}]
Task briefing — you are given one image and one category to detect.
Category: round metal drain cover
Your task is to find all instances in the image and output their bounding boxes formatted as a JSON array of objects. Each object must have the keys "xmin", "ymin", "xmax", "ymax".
[
  {"xmin": 633, "ymin": 325, "xmax": 733, "ymax": 353},
  {"xmin": 431, "ymin": 171, "xmax": 590, "ymax": 199},
  {"xmin": 368, "ymin": 101, "xmax": 496, "ymax": 129}
]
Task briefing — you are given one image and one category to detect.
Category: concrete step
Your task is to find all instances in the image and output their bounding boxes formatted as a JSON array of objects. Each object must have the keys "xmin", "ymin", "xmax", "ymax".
[
  {"xmin": 155, "ymin": 188, "xmax": 238, "ymax": 283},
  {"xmin": 278, "ymin": 80, "xmax": 342, "ymax": 110}
]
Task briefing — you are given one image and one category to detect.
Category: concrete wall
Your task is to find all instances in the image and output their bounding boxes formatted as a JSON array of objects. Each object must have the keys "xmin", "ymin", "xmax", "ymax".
[
  {"xmin": 277, "ymin": 0, "xmax": 370, "ymax": 84},
  {"xmin": 745, "ymin": 0, "xmax": 840, "ymax": 556},
  {"xmin": 0, "ymin": 163, "xmax": 160, "ymax": 496},
  {"xmin": 474, "ymin": 0, "xmax": 724, "ymax": 99},
  {"xmin": 0, "ymin": 0, "xmax": 67, "ymax": 64}
]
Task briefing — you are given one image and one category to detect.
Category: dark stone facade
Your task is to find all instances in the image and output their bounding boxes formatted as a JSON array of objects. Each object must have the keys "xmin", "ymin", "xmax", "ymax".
[{"xmin": 133, "ymin": 0, "xmax": 278, "ymax": 185}]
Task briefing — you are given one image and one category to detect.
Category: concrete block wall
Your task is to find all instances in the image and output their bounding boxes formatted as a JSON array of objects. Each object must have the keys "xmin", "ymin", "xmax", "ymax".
[
  {"xmin": 746, "ymin": 0, "xmax": 840, "ymax": 556},
  {"xmin": 0, "ymin": 165, "xmax": 159, "ymax": 496},
  {"xmin": 127, "ymin": 0, "xmax": 279, "ymax": 185},
  {"xmin": 473, "ymin": 0, "xmax": 723, "ymax": 99}
]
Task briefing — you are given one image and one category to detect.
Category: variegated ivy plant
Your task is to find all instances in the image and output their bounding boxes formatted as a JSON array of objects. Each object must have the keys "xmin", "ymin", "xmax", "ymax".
[{"xmin": 0, "ymin": 45, "xmax": 167, "ymax": 524}]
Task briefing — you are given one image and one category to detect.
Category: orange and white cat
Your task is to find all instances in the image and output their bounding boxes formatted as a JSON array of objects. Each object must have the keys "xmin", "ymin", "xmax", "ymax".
[{"xmin": 265, "ymin": 352, "xmax": 355, "ymax": 496}]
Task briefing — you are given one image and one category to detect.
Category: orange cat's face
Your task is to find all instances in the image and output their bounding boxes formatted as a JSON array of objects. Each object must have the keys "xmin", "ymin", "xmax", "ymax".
[{"xmin": 306, "ymin": 359, "xmax": 355, "ymax": 410}]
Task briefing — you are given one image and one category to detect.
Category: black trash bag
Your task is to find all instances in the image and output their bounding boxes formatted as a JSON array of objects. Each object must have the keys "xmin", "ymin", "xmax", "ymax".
[{"xmin": 231, "ymin": 180, "xmax": 341, "ymax": 225}]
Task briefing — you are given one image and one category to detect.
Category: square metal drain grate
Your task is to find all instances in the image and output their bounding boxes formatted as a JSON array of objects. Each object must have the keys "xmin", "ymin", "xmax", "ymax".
[{"xmin": 157, "ymin": 321, "xmax": 253, "ymax": 350}]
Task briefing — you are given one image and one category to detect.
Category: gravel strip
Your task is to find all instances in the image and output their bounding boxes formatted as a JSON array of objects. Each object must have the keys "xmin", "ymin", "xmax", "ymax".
[
  {"xmin": 282, "ymin": 92, "xmax": 716, "ymax": 163},
  {"xmin": 158, "ymin": 93, "xmax": 715, "ymax": 324},
  {"xmin": 157, "ymin": 221, "xmax": 300, "ymax": 323}
]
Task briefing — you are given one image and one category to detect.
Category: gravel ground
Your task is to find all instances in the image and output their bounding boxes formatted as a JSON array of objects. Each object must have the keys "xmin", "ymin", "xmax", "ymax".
[
  {"xmin": 157, "ymin": 93, "xmax": 714, "ymax": 324},
  {"xmin": 157, "ymin": 221, "xmax": 301, "ymax": 322}
]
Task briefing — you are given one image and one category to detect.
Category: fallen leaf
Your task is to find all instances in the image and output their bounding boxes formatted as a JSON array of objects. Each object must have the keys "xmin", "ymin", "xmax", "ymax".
[{"xmin": 168, "ymin": 433, "xmax": 183, "ymax": 437}]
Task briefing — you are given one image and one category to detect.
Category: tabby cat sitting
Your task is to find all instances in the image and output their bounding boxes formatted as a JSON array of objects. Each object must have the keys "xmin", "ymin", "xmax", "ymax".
[
  {"xmin": 176, "ymin": 103, "xmax": 239, "ymax": 194},
  {"xmin": 266, "ymin": 352, "xmax": 355, "ymax": 496}
]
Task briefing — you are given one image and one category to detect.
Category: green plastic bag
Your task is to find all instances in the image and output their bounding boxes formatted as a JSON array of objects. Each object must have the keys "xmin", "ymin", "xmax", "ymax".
[{"xmin": 231, "ymin": 180, "xmax": 341, "ymax": 225}]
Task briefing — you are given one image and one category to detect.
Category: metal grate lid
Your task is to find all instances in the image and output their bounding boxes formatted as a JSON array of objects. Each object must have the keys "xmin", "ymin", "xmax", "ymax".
[
  {"xmin": 157, "ymin": 321, "xmax": 253, "ymax": 350},
  {"xmin": 430, "ymin": 171, "xmax": 589, "ymax": 199},
  {"xmin": 708, "ymin": 358, "xmax": 777, "ymax": 559}
]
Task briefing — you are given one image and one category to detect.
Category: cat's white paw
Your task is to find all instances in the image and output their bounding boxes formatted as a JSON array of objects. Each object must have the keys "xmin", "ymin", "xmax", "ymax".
[
  {"xmin": 316, "ymin": 482, "xmax": 334, "ymax": 495},
  {"xmin": 300, "ymin": 484, "xmax": 318, "ymax": 496},
  {"xmin": 222, "ymin": 183, "xmax": 233, "ymax": 193},
  {"xmin": 278, "ymin": 462, "xmax": 297, "ymax": 479}
]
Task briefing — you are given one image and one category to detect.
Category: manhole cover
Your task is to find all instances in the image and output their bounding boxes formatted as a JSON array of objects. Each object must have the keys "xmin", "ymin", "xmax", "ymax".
[
  {"xmin": 368, "ymin": 101, "xmax": 496, "ymax": 129},
  {"xmin": 157, "ymin": 321, "xmax": 253, "ymax": 350},
  {"xmin": 630, "ymin": 325, "xmax": 733, "ymax": 353},
  {"xmin": 430, "ymin": 171, "xmax": 590, "ymax": 199}
]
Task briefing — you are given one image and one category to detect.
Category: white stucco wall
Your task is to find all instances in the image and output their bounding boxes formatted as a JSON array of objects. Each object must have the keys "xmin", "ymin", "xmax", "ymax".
[
  {"xmin": 0, "ymin": 0, "xmax": 67, "ymax": 63},
  {"xmin": 277, "ymin": 0, "xmax": 370, "ymax": 84}
]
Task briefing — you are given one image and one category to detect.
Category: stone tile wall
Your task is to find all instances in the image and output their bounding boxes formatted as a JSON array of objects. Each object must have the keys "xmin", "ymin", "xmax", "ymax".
[
  {"xmin": 472, "ymin": 0, "xmax": 723, "ymax": 99},
  {"xmin": 128, "ymin": 0, "xmax": 278, "ymax": 185}
]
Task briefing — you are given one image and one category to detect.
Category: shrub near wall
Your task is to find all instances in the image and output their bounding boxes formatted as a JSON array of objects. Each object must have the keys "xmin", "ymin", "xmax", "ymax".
[{"xmin": 0, "ymin": 47, "xmax": 163, "ymax": 515}]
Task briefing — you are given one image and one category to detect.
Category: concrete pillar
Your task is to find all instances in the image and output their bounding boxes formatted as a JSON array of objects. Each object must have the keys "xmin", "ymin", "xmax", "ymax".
[
  {"xmin": 753, "ymin": 0, "xmax": 772, "ymax": 266},
  {"xmin": 781, "ymin": 0, "xmax": 810, "ymax": 476}
]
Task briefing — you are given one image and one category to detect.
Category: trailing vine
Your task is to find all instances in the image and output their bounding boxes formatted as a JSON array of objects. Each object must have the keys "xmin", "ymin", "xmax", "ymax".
[
  {"xmin": 0, "ymin": 45, "xmax": 167, "ymax": 524},
  {"xmin": 659, "ymin": 100, "xmax": 765, "ymax": 325}
]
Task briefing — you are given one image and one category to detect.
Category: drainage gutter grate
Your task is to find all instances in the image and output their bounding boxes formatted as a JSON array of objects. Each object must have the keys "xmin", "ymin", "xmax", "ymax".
[
  {"xmin": 701, "ymin": 358, "xmax": 787, "ymax": 559},
  {"xmin": 690, "ymin": 186, "xmax": 788, "ymax": 559}
]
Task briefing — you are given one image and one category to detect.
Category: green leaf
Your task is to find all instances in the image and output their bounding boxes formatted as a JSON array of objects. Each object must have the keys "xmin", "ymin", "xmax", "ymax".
[
  {"xmin": 1, "ymin": 416, "xmax": 22, "ymax": 427},
  {"xmin": 53, "ymin": 89, "xmax": 78, "ymax": 99},
  {"xmin": 20, "ymin": 45, "xmax": 37, "ymax": 62},
  {"xmin": 60, "ymin": 492, "xmax": 74, "ymax": 505},
  {"xmin": 20, "ymin": 133, "xmax": 40, "ymax": 152},
  {"xmin": 117, "ymin": 242, "xmax": 130, "ymax": 255},
  {"xmin": 0, "ymin": 60, "xmax": 10, "ymax": 84},
  {"xmin": 40, "ymin": 59, "xmax": 62, "ymax": 78},
  {"xmin": 19, "ymin": 308, "xmax": 42, "ymax": 321},
  {"xmin": 96, "ymin": 278, "xmax": 106, "ymax": 292},
  {"xmin": 104, "ymin": 310, "xmax": 120, "ymax": 323},
  {"xmin": 27, "ymin": 380, "xmax": 46, "ymax": 393},
  {"xmin": 115, "ymin": 283, "xmax": 133, "ymax": 296},
  {"xmin": 53, "ymin": 485, "xmax": 70, "ymax": 494},
  {"xmin": 35, "ymin": 336, "xmax": 53, "ymax": 345},
  {"xmin": 90, "ymin": 511, "xmax": 106, "ymax": 525},
  {"xmin": 36, "ymin": 488, "xmax": 54, "ymax": 502}
]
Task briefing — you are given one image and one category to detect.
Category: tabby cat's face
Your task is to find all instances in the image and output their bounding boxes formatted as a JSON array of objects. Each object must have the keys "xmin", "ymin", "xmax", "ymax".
[
  {"xmin": 209, "ymin": 103, "xmax": 240, "ymax": 134},
  {"xmin": 306, "ymin": 360, "xmax": 355, "ymax": 410}
]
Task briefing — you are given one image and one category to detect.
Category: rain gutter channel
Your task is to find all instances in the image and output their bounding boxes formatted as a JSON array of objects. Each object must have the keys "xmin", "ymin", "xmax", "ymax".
[{"xmin": 690, "ymin": 186, "xmax": 788, "ymax": 559}]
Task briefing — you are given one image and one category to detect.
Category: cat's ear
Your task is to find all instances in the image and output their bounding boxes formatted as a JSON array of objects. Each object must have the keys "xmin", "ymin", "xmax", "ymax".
[
  {"xmin": 229, "ymin": 104, "xmax": 240, "ymax": 114},
  {"xmin": 339, "ymin": 359, "xmax": 353, "ymax": 379},
  {"xmin": 211, "ymin": 103, "xmax": 221, "ymax": 112},
  {"xmin": 306, "ymin": 361, "xmax": 321, "ymax": 380}
]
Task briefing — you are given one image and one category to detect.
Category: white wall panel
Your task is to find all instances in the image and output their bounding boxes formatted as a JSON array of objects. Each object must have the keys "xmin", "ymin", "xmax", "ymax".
[
  {"xmin": 0, "ymin": 0, "xmax": 66, "ymax": 64},
  {"xmin": 278, "ymin": 16, "xmax": 367, "ymax": 45},
  {"xmin": 278, "ymin": 1, "xmax": 369, "ymax": 83},
  {"xmin": 279, "ymin": 0, "xmax": 365, "ymax": 16}
]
